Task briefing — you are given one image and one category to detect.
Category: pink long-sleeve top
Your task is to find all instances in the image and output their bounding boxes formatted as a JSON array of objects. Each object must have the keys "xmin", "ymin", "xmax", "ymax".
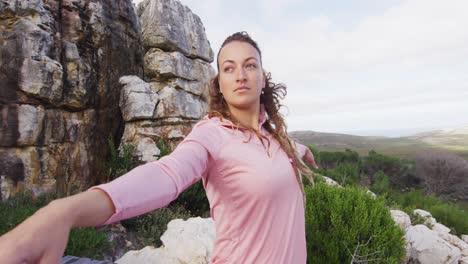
[{"xmin": 93, "ymin": 108, "xmax": 309, "ymax": 264}]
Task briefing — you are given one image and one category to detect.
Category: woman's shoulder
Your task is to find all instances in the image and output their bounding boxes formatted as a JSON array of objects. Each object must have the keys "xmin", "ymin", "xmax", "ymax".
[{"xmin": 184, "ymin": 116, "xmax": 227, "ymax": 147}]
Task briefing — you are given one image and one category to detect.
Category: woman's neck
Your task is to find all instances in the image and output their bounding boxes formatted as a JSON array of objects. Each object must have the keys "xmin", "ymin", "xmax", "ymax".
[{"xmin": 228, "ymin": 103, "xmax": 260, "ymax": 131}]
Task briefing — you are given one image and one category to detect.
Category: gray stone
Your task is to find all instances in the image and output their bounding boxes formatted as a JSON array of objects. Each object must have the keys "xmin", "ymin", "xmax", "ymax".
[
  {"xmin": 116, "ymin": 217, "xmax": 215, "ymax": 264},
  {"xmin": 17, "ymin": 104, "xmax": 45, "ymax": 146},
  {"xmin": 406, "ymin": 225, "xmax": 461, "ymax": 264},
  {"xmin": 390, "ymin": 209, "xmax": 411, "ymax": 231},
  {"xmin": 135, "ymin": 137, "xmax": 160, "ymax": 163},
  {"xmin": 119, "ymin": 76, "xmax": 159, "ymax": 122},
  {"xmin": 463, "ymin": 235, "xmax": 468, "ymax": 244},
  {"xmin": 145, "ymin": 49, "xmax": 214, "ymax": 82},
  {"xmin": 19, "ymin": 56, "xmax": 63, "ymax": 104},
  {"xmin": 0, "ymin": 0, "xmax": 143, "ymax": 197},
  {"xmin": 155, "ymin": 86, "xmax": 207, "ymax": 119},
  {"xmin": 138, "ymin": 0, "xmax": 214, "ymax": 62}
]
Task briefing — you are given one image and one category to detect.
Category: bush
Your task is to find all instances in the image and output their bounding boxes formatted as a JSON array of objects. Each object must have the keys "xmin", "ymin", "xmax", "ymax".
[
  {"xmin": 370, "ymin": 171, "xmax": 390, "ymax": 195},
  {"xmin": 171, "ymin": 181, "xmax": 210, "ymax": 217},
  {"xmin": 66, "ymin": 228, "xmax": 109, "ymax": 259},
  {"xmin": 122, "ymin": 204, "xmax": 192, "ymax": 247},
  {"xmin": 103, "ymin": 136, "xmax": 139, "ymax": 182},
  {"xmin": 319, "ymin": 149, "xmax": 360, "ymax": 170},
  {"xmin": 415, "ymin": 151, "xmax": 468, "ymax": 201},
  {"xmin": 0, "ymin": 191, "xmax": 109, "ymax": 258},
  {"xmin": 305, "ymin": 183, "xmax": 405, "ymax": 263}
]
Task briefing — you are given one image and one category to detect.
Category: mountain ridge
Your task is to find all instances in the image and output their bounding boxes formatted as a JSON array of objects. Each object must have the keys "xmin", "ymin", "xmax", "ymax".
[{"xmin": 289, "ymin": 125, "xmax": 468, "ymax": 160}]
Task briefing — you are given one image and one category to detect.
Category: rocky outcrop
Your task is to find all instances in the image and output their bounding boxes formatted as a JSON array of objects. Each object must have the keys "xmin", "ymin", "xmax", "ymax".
[
  {"xmin": 390, "ymin": 209, "xmax": 468, "ymax": 264},
  {"xmin": 0, "ymin": 0, "xmax": 215, "ymax": 198},
  {"xmin": 116, "ymin": 217, "xmax": 215, "ymax": 264},
  {"xmin": 118, "ymin": 0, "xmax": 214, "ymax": 163},
  {"xmin": 0, "ymin": 0, "xmax": 144, "ymax": 199}
]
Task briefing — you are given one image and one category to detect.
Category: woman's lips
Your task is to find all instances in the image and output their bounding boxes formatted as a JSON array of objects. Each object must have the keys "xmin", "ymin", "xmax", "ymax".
[{"xmin": 234, "ymin": 86, "xmax": 250, "ymax": 92}]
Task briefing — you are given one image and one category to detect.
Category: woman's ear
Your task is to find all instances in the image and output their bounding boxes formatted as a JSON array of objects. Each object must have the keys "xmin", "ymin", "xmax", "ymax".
[{"xmin": 262, "ymin": 70, "xmax": 267, "ymax": 87}]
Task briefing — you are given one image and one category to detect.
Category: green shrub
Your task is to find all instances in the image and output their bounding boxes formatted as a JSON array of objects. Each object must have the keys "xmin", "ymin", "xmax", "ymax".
[
  {"xmin": 66, "ymin": 228, "xmax": 110, "ymax": 259},
  {"xmin": 103, "ymin": 136, "xmax": 139, "ymax": 182},
  {"xmin": 319, "ymin": 149, "xmax": 360, "ymax": 170},
  {"xmin": 307, "ymin": 145, "xmax": 321, "ymax": 165},
  {"xmin": 171, "ymin": 181, "xmax": 210, "ymax": 217},
  {"xmin": 305, "ymin": 183, "xmax": 405, "ymax": 263},
  {"xmin": 122, "ymin": 204, "xmax": 192, "ymax": 247},
  {"xmin": 370, "ymin": 171, "xmax": 390, "ymax": 195}
]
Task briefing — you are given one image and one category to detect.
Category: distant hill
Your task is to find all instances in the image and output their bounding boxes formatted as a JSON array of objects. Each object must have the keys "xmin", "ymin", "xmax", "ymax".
[{"xmin": 289, "ymin": 125, "xmax": 468, "ymax": 160}]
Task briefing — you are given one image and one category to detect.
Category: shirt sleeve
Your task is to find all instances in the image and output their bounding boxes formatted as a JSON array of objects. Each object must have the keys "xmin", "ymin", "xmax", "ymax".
[
  {"xmin": 293, "ymin": 141, "xmax": 308, "ymax": 159},
  {"xmin": 91, "ymin": 119, "xmax": 221, "ymax": 224}
]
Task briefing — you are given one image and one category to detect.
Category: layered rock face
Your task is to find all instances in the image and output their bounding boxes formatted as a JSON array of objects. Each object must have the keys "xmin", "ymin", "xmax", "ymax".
[
  {"xmin": 119, "ymin": 0, "xmax": 214, "ymax": 162},
  {"xmin": 0, "ymin": 0, "xmax": 214, "ymax": 200},
  {"xmin": 0, "ymin": 0, "xmax": 144, "ymax": 199}
]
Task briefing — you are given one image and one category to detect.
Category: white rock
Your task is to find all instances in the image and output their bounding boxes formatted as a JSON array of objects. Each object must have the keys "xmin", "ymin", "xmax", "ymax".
[
  {"xmin": 17, "ymin": 104, "xmax": 45, "ymax": 146},
  {"xmin": 135, "ymin": 137, "xmax": 160, "ymax": 163},
  {"xmin": 437, "ymin": 232, "xmax": 468, "ymax": 254},
  {"xmin": 119, "ymin": 76, "xmax": 159, "ymax": 122},
  {"xmin": 116, "ymin": 217, "xmax": 216, "ymax": 264},
  {"xmin": 390, "ymin": 210, "xmax": 411, "ymax": 231},
  {"xmin": 462, "ymin": 235, "xmax": 468, "ymax": 244},
  {"xmin": 413, "ymin": 209, "xmax": 437, "ymax": 225},
  {"xmin": 461, "ymin": 256, "xmax": 468, "ymax": 264},
  {"xmin": 116, "ymin": 246, "xmax": 180, "ymax": 264},
  {"xmin": 405, "ymin": 225, "xmax": 461, "ymax": 264},
  {"xmin": 154, "ymin": 86, "xmax": 207, "ymax": 119},
  {"xmin": 366, "ymin": 190, "xmax": 377, "ymax": 198},
  {"xmin": 322, "ymin": 176, "xmax": 341, "ymax": 187},
  {"xmin": 432, "ymin": 223, "xmax": 451, "ymax": 234}
]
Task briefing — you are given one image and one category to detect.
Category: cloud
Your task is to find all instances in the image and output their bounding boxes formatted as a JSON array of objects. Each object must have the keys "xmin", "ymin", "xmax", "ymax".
[{"xmin": 132, "ymin": 0, "xmax": 468, "ymax": 135}]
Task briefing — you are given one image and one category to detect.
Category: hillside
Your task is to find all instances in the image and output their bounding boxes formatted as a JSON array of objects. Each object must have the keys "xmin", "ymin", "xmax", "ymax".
[{"xmin": 289, "ymin": 125, "xmax": 468, "ymax": 160}]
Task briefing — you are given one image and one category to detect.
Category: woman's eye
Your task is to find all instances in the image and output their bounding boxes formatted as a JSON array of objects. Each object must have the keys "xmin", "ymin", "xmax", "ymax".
[
  {"xmin": 224, "ymin": 66, "xmax": 233, "ymax": 72},
  {"xmin": 246, "ymin": 63, "xmax": 257, "ymax": 69}
]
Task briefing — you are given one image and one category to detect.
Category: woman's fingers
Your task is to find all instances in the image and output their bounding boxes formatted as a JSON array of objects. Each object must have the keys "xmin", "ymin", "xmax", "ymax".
[{"xmin": 304, "ymin": 149, "xmax": 319, "ymax": 169}]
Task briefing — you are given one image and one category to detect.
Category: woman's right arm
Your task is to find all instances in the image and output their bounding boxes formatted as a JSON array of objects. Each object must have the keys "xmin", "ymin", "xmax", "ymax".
[
  {"xmin": 0, "ymin": 188, "xmax": 114, "ymax": 264},
  {"xmin": 0, "ymin": 119, "xmax": 219, "ymax": 264}
]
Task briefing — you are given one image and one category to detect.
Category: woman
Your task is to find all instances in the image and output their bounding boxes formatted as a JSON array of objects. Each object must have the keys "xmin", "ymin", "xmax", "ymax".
[{"xmin": 0, "ymin": 32, "xmax": 318, "ymax": 264}]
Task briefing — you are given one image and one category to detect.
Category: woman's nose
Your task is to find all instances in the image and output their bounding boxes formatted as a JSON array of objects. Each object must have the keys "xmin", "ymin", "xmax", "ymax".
[{"xmin": 237, "ymin": 68, "xmax": 247, "ymax": 82}]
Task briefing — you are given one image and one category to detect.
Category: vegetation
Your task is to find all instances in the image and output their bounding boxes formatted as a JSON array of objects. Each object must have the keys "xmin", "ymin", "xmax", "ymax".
[
  {"xmin": 121, "ymin": 204, "xmax": 192, "ymax": 248},
  {"xmin": 386, "ymin": 190, "xmax": 468, "ymax": 235},
  {"xmin": 305, "ymin": 183, "xmax": 406, "ymax": 263},
  {"xmin": 103, "ymin": 135, "xmax": 139, "ymax": 182},
  {"xmin": 3, "ymin": 134, "xmax": 467, "ymax": 261},
  {"xmin": 307, "ymin": 145, "xmax": 468, "ymax": 236}
]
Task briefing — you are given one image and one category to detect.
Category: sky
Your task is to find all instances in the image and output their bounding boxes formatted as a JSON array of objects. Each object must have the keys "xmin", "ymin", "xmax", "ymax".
[{"xmin": 133, "ymin": 0, "xmax": 468, "ymax": 137}]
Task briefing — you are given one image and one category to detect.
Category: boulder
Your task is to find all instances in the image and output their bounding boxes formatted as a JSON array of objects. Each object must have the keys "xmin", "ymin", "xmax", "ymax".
[
  {"xmin": 138, "ymin": 0, "xmax": 214, "ymax": 62},
  {"xmin": 405, "ymin": 225, "xmax": 461, "ymax": 264},
  {"xmin": 413, "ymin": 209, "xmax": 437, "ymax": 226},
  {"xmin": 119, "ymin": 76, "xmax": 159, "ymax": 122},
  {"xmin": 154, "ymin": 86, "xmax": 207, "ymax": 119},
  {"xmin": 390, "ymin": 210, "xmax": 411, "ymax": 231},
  {"xmin": 145, "ymin": 49, "xmax": 214, "ymax": 82},
  {"xmin": 116, "ymin": 217, "xmax": 215, "ymax": 264}
]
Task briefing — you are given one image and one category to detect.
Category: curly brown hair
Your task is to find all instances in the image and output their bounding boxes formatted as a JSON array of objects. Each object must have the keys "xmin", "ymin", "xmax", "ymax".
[{"xmin": 208, "ymin": 31, "xmax": 314, "ymax": 204}]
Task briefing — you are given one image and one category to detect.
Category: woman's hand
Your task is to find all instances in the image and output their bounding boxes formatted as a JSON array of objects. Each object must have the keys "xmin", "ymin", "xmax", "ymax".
[
  {"xmin": 303, "ymin": 148, "xmax": 319, "ymax": 169},
  {"xmin": 0, "ymin": 189, "xmax": 114, "ymax": 264},
  {"xmin": 0, "ymin": 200, "xmax": 73, "ymax": 264}
]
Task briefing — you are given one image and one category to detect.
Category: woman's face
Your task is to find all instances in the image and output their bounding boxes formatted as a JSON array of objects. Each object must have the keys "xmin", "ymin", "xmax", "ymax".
[{"xmin": 217, "ymin": 41, "xmax": 265, "ymax": 112}]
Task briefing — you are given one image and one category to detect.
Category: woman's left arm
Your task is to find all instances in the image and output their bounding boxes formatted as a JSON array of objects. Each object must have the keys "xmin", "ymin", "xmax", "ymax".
[{"xmin": 295, "ymin": 142, "xmax": 319, "ymax": 169}]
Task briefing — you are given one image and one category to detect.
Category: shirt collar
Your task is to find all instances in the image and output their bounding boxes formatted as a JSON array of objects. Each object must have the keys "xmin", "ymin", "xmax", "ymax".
[{"xmin": 206, "ymin": 104, "xmax": 268, "ymax": 132}]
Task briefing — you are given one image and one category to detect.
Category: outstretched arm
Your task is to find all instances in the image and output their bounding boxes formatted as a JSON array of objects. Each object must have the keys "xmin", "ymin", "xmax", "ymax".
[
  {"xmin": 0, "ymin": 188, "xmax": 114, "ymax": 264},
  {"xmin": 0, "ymin": 120, "xmax": 218, "ymax": 264}
]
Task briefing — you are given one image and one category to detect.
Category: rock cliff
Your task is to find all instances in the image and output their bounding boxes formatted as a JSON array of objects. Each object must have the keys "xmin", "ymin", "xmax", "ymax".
[{"xmin": 0, "ymin": 0, "xmax": 214, "ymax": 199}]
